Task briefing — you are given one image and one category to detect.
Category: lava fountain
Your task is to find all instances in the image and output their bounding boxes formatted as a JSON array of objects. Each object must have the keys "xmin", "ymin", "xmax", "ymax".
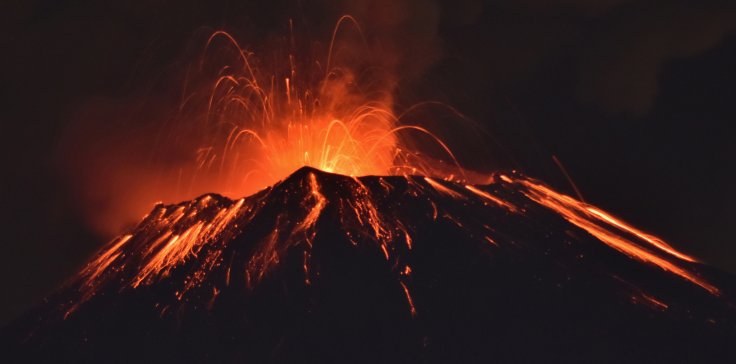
[
  {"xmin": 61, "ymin": 16, "xmax": 467, "ymax": 237},
  {"xmin": 175, "ymin": 16, "xmax": 462, "ymax": 199}
]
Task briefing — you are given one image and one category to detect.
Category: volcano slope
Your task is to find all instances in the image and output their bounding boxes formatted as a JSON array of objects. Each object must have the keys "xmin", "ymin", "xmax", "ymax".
[{"xmin": 4, "ymin": 167, "xmax": 736, "ymax": 363}]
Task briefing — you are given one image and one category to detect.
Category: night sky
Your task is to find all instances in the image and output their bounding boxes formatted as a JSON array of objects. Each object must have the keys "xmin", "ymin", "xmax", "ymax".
[{"xmin": 1, "ymin": 0, "xmax": 735, "ymax": 325}]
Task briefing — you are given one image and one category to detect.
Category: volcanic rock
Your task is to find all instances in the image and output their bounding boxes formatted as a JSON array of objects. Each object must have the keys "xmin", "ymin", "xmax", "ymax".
[{"xmin": 3, "ymin": 167, "xmax": 736, "ymax": 363}]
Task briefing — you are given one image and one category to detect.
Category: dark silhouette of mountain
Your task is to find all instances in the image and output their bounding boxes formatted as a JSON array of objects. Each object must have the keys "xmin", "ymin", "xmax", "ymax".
[{"xmin": 4, "ymin": 167, "xmax": 736, "ymax": 363}]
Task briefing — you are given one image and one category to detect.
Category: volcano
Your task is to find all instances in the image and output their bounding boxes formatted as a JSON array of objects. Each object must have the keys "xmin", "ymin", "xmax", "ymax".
[{"xmin": 4, "ymin": 167, "xmax": 736, "ymax": 363}]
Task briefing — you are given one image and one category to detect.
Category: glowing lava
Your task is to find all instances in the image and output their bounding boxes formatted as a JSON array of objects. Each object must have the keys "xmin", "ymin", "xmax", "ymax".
[
  {"xmin": 185, "ymin": 18, "xmax": 463, "ymax": 199},
  {"xmin": 512, "ymin": 176, "xmax": 719, "ymax": 295},
  {"xmin": 63, "ymin": 17, "xmax": 470, "ymax": 238},
  {"xmin": 67, "ymin": 168, "xmax": 719, "ymax": 320}
]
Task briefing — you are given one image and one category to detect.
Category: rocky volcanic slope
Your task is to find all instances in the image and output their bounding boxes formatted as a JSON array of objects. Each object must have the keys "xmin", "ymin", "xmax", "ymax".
[{"xmin": 4, "ymin": 167, "xmax": 736, "ymax": 363}]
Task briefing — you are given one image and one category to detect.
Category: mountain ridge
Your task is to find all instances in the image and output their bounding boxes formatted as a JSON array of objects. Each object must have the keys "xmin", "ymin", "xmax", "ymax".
[{"xmin": 4, "ymin": 167, "xmax": 736, "ymax": 363}]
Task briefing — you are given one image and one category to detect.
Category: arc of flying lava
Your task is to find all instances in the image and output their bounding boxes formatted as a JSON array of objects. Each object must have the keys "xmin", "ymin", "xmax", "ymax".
[{"xmin": 185, "ymin": 16, "xmax": 468, "ymax": 202}]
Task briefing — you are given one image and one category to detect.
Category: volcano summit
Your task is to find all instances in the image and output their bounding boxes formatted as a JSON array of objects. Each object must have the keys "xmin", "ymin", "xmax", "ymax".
[{"xmin": 4, "ymin": 167, "xmax": 736, "ymax": 362}]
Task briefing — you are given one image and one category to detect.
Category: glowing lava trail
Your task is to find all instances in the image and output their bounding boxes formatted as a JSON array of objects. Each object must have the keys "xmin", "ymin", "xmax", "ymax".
[{"xmin": 511, "ymin": 176, "xmax": 719, "ymax": 295}]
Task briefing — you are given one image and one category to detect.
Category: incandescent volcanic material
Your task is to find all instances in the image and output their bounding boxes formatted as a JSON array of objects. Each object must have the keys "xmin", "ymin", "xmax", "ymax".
[{"xmin": 4, "ymin": 167, "xmax": 736, "ymax": 363}]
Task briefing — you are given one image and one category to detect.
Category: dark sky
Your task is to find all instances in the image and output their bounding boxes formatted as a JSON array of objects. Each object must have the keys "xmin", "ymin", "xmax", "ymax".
[{"xmin": 1, "ymin": 0, "xmax": 735, "ymax": 325}]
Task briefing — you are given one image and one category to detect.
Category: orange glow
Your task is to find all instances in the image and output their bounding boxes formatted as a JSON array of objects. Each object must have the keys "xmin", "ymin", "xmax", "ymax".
[
  {"xmin": 182, "ymin": 18, "xmax": 467, "ymax": 202},
  {"xmin": 64, "ymin": 17, "xmax": 468, "ymax": 239},
  {"xmin": 464, "ymin": 184, "xmax": 517, "ymax": 212},
  {"xmin": 484, "ymin": 236, "xmax": 498, "ymax": 247},
  {"xmin": 636, "ymin": 292, "xmax": 669, "ymax": 311},
  {"xmin": 81, "ymin": 234, "xmax": 132, "ymax": 285},
  {"xmin": 300, "ymin": 173, "xmax": 327, "ymax": 232},
  {"xmin": 401, "ymin": 227, "xmax": 413, "ymax": 250},
  {"xmin": 424, "ymin": 177, "xmax": 464, "ymax": 198},
  {"xmin": 586, "ymin": 207, "xmax": 697, "ymax": 263},
  {"xmin": 400, "ymin": 281, "xmax": 417, "ymax": 317},
  {"xmin": 514, "ymin": 177, "xmax": 719, "ymax": 295},
  {"xmin": 131, "ymin": 197, "xmax": 246, "ymax": 289},
  {"xmin": 199, "ymin": 26, "xmax": 400, "ymax": 192}
]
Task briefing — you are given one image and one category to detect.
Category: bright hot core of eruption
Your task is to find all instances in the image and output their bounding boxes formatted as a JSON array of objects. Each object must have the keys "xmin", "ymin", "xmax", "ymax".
[{"xmin": 181, "ymin": 18, "xmax": 460, "ymax": 201}]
